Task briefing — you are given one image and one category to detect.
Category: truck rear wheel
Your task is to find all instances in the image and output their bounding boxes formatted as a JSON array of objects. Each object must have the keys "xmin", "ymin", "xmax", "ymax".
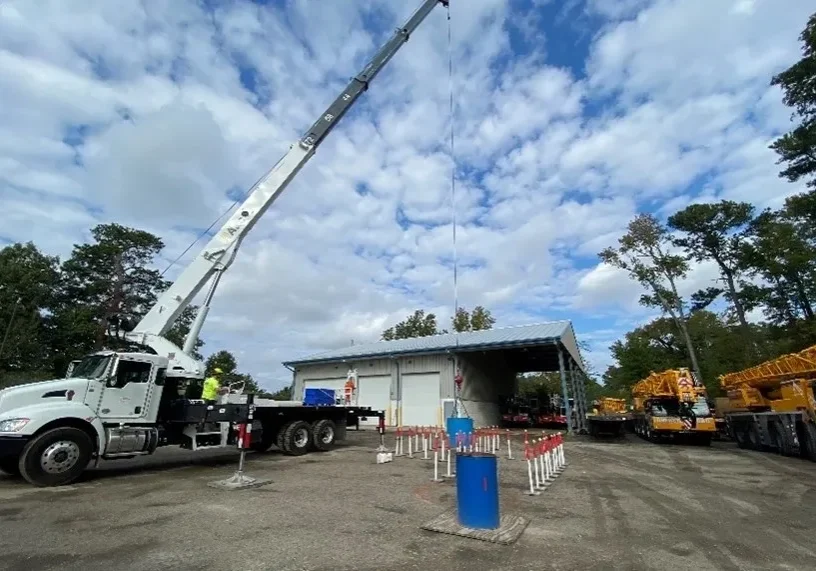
[
  {"xmin": 311, "ymin": 419, "xmax": 337, "ymax": 451},
  {"xmin": 0, "ymin": 457, "xmax": 21, "ymax": 476},
  {"xmin": 281, "ymin": 420, "xmax": 312, "ymax": 456},
  {"xmin": 19, "ymin": 427, "xmax": 93, "ymax": 487}
]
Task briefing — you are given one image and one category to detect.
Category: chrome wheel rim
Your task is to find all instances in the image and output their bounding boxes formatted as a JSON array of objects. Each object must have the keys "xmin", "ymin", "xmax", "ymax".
[{"xmin": 40, "ymin": 440, "xmax": 80, "ymax": 474}]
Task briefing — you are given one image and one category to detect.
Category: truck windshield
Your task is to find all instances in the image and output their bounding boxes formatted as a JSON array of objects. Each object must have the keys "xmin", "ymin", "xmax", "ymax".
[
  {"xmin": 692, "ymin": 398, "xmax": 711, "ymax": 417},
  {"xmin": 70, "ymin": 355, "xmax": 112, "ymax": 379}
]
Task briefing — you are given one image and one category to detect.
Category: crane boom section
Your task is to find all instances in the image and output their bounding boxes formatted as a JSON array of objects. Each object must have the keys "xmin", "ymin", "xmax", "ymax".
[
  {"xmin": 632, "ymin": 368, "xmax": 701, "ymax": 402},
  {"xmin": 130, "ymin": 0, "xmax": 448, "ymax": 342},
  {"xmin": 719, "ymin": 344, "xmax": 816, "ymax": 389}
]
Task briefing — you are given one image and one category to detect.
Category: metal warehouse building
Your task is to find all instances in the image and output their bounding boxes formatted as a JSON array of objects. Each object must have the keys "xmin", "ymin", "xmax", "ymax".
[{"xmin": 283, "ymin": 320, "xmax": 590, "ymax": 432}]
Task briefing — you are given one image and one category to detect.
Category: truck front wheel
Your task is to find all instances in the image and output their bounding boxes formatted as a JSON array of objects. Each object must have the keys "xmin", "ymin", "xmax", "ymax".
[{"xmin": 19, "ymin": 427, "xmax": 93, "ymax": 487}]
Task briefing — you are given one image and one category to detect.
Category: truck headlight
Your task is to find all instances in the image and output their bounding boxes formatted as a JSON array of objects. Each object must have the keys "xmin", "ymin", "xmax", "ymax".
[{"xmin": 0, "ymin": 418, "xmax": 30, "ymax": 433}]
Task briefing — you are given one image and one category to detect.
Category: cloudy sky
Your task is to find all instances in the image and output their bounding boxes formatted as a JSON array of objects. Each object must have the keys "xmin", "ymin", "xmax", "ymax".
[{"xmin": 1, "ymin": 0, "xmax": 812, "ymax": 390}]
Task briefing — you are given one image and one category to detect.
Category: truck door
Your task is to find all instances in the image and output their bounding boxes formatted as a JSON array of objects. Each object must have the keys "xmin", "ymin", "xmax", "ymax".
[{"xmin": 96, "ymin": 358, "xmax": 154, "ymax": 421}]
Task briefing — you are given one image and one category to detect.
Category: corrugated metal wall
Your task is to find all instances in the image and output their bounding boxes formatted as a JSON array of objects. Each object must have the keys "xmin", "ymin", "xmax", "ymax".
[{"xmin": 292, "ymin": 353, "xmax": 456, "ymax": 426}]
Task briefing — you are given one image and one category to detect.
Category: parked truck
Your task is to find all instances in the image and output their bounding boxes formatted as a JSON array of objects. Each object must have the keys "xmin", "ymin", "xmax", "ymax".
[
  {"xmin": 719, "ymin": 344, "xmax": 816, "ymax": 461},
  {"xmin": 0, "ymin": 0, "xmax": 449, "ymax": 488},
  {"xmin": 632, "ymin": 368, "xmax": 716, "ymax": 445},
  {"xmin": 586, "ymin": 397, "xmax": 630, "ymax": 437}
]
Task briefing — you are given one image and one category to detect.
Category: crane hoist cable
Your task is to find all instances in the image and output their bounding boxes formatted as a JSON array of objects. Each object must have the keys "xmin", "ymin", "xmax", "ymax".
[{"xmin": 446, "ymin": 4, "xmax": 468, "ymax": 419}]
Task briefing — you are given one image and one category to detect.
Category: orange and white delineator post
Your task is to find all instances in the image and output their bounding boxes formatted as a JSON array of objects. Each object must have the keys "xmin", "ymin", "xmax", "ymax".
[
  {"xmin": 407, "ymin": 426, "xmax": 414, "ymax": 458},
  {"xmin": 422, "ymin": 427, "xmax": 430, "ymax": 460},
  {"xmin": 430, "ymin": 433, "xmax": 443, "ymax": 482},
  {"xmin": 542, "ymin": 436, "xmax": 553, "ymax": 481},
  {"xmin": 524, "ymin": 440, "xmax": 541, "ymax": 496},
  {"xmin": 555, "ymin": 432, "xmax": 566, "ymax": 471},
  {"xmin": 506, "ymin": 429, "xmax": 513, "ymax": 460},
  {"xmin": 395, "ymin": 426, "xmax": 404, "ymax": 457},
  {"xmin": 445, "ymin": 436, "xmax": 454, "ymax": 478}
]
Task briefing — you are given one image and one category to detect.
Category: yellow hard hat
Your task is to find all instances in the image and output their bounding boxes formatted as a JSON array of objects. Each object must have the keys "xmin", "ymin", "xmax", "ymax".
[{"xmin": 213, "ymin": 367, "xmax": 223, "ymax": 374}]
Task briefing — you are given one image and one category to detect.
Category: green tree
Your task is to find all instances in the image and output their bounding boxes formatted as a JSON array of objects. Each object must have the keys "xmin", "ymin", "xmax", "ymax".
[
  {"xmin": 740, "ymin": 209, "xmax": 816, "ymax": 327},
  {"xmin": 50, "ymin": 223, "xmax": 205, "ymax": 370},
  {"xmin": 602, "ymin": 311, "xmax": 784, "ymax": 398},
  {"xmin": 668, "ymin": 201, "xmax": 754, "ymax": 331},
  {"xmin": 770, "ymin": 12, "xmax": 816, "ymax": 189},
  {"xmin": 54, "ymin": 223, "xmax": 166, "ymax": 356},
  {"xmin": 0, "ymin": 243, "xmax": 60, "ymax": 376},
  {"xmin": 451, "ymin": 305, "xmax": 496, "ymax": 332},
  {"xmin": 599, "ymin": 213, "xmax": 702, "ymax": 379},
  {"xmin": 270, "ymin": 385, "xmax": 293, "ymax": 400},
  {"xmin": 382, "ymin": 309, "xmax": 441, "ymax": 340}
]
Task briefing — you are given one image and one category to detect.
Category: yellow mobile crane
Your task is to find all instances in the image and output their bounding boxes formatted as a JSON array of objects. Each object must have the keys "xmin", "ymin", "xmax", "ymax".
[
  {"xmin": 586, "ymin": 398, "xmax": 630, "ymax": 437},
  {"xmin": 632, "ymin": 368, "xmax": 716, "ymax": 445},
  {"xmin": 719, "ymin": 344, "xmax": 816, "ymax": 461}
]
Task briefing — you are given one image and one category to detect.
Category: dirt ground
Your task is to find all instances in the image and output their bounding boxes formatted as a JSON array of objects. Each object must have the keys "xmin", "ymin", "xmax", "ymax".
[{"xmin": 1, "ymin": 429, "xmax": 815, "ymax": 571}]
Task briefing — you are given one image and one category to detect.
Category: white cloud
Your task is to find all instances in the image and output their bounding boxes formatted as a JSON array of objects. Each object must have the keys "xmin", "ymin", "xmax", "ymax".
[{"xmin": 0, "ymin": 0, "xmax": 811, "ymax": 388}]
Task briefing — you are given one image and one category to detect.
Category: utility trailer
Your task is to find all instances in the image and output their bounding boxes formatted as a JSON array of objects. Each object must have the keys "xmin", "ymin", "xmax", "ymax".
[
  {"xmin": 0, "ymin": 0, "xmax": 447, "ymax": 488},
  {"xmin": 719, "ymin": 345, "xmax": 816, "ymax": 461}
]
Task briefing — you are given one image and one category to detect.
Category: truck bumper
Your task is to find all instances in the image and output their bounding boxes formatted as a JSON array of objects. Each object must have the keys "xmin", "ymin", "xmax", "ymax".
[{"xmin": 0, "ymin": 435, "xmax": 28, "ymax": 460}]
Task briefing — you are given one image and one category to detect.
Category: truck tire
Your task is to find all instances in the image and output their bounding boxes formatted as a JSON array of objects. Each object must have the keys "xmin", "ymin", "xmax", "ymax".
[
  {"xmin": 798, "ymin": 422, "xmax": 816, "ymax": 462},
  {"xmin": 19, "ymin": 427, "xmax": 93, "ymax": 487},
  {"xmin": 276, "ymin": 422, "xmax": 289, "ymax": 451},
  {"xmin": 0, "ymin": 457, "xmax": 21, "ymax": 476},
  {"xmin": 281, "ymin": 420, "xmax": 312, "ymax": 456},
  {"xmin": 311, "ymin": 419, "xmax": 337, "ymax": 451}
]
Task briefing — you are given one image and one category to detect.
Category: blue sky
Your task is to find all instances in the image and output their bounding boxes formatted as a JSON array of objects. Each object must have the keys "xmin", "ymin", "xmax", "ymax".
[{"xmin": 0, "ymin": 0, "xmax": 813, "ymax": 390}]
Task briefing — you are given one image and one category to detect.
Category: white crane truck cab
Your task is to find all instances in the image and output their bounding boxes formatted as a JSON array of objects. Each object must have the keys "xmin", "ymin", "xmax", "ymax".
[{"xmin": 0, "ymin": 351, "xmax": 175, "ymax": 486}]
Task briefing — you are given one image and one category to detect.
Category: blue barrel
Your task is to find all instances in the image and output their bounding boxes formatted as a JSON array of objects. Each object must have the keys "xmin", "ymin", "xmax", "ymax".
[
  {"xmin": 447, "ymin": 416, "xmax": 474, "ymax": 448},
  {"xmin": 455, "ymin": 452, "xmax": 500, "ymax": 529}
]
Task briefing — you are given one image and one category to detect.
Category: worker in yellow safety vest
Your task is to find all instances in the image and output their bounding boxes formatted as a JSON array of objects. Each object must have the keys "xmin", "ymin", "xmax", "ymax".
[{"xmin": 202, "ymin": 367, "xmax": 226, "ymax": 404}]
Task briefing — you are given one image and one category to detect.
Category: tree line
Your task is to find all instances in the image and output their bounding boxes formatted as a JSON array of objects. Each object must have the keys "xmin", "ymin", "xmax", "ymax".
[
  {"xmin": 380, "ymin": 306, "xmax": 496, "ymax": 340},
  {"xmin": 0, "ymin": 223, "xmax": 287, "ymax": 397},
  {"xmin": 601, "ymin": 12, "xmax": 816, "ymax": 398}
]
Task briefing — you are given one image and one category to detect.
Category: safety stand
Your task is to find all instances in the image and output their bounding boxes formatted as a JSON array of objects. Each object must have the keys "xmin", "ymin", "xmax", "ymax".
[
  {"xmin": 376, "ymin": 413, "xmax": 393, "ymax": 464},
  {"xmin": 208, "ymin": 394, "xmax": 273, "ymax": 491}
]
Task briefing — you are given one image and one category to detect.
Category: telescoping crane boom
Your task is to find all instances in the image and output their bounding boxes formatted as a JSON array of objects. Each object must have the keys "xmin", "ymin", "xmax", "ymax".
[
  {"xmin": 0, "ymin": 0, "xmax": 449, "ymax": 488},
  {"xmin": 125, "ymin": 0, "xmax": 450, "ymax": 380}
]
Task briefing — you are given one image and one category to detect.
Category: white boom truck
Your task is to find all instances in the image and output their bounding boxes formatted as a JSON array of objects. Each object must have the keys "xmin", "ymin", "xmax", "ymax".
[{"xmin": 0, "ymin": 0, "xmax": 449, "ymax": 487}]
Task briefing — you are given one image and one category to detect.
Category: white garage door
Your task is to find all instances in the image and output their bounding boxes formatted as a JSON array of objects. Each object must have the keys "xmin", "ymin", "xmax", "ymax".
[
  {"xmin": 302, "ymin": 378, "xmax": 346, "ymax": 403},
  {"xmin": 401, "ymin": 372, "xmax": 440, "ymax": 427},
  {"xmin": 357, "ymin": 374, "xmax": 391, "ymax": 425}
]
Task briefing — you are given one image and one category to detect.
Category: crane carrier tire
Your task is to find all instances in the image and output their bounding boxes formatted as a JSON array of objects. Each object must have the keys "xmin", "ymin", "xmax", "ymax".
[
  {"xmin": 19, "ymin": 426, "xmax": 93, "ymax": 487},
  {"xmin": 281, "ymin": 420, "xmax": 312, "ymax": 456},
  {"xmin": 798, "ymin": 422, "xmax": 816, "ymax": 462}
]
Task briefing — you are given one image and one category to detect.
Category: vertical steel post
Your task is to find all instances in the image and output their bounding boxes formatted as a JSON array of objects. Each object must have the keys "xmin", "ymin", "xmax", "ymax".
[
  {"xmin": 570, "ymin": 360, "xmax": 587, "ymax": 434},
  {"xmin": 557, "ymin": 346, "xmax": 573, "ymax": 435}
]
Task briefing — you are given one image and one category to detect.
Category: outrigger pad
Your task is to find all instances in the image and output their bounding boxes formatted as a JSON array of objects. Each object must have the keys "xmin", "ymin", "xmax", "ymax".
[
  {"xmin": 207, "ymin": 471, "xmax": 273, "ymax": 491},
  {"xmin": 420, "ymin": 510, "xmax": 530, "ymax": 545}
]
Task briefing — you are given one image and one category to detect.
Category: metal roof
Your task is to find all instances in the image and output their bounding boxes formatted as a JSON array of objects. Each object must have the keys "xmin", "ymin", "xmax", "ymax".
[{"xmin": 283, "ymin": 320, "xmax": 587, "ymax": 374}]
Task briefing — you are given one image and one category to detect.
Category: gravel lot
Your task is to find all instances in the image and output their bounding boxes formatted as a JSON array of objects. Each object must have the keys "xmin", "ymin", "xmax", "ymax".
[{"xmin": 1, "ymin": 429, "xmax": 815, "ymax": 571}]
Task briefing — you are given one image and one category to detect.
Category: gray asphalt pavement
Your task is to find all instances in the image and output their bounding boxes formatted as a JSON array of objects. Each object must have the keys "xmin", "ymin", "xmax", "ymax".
[{"xmin": 1, "ymin": 430, "xmax": 815, "ymax": 571}]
